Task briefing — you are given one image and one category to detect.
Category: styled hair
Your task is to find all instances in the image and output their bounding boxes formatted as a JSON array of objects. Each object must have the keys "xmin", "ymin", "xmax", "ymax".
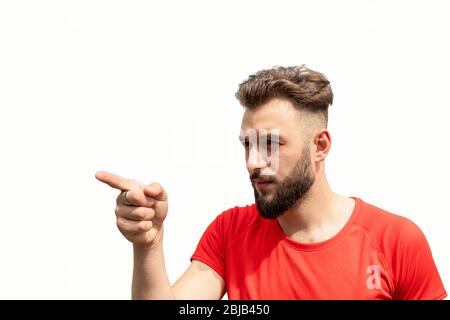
[{"xmin": 235, "ymin": 65, "xmax": 333, "ymax": 125}]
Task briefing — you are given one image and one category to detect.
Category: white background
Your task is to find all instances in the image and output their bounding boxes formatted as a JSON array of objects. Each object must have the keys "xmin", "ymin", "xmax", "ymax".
[{"xmin": 0, "ymin": 0, "xmax": 449, "ymax": 299}]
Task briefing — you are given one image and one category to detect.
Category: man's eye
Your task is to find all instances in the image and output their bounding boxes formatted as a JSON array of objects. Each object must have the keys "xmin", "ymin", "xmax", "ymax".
[
  {"xmin": 266, "ymin": 140, "xmax": 279, "ymax": 146},
  {"xmin": 242, "ymin": 141, "xmax": 279, "ymax": 148}
]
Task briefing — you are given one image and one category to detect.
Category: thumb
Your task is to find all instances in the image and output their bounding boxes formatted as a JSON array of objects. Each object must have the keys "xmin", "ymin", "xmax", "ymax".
[{"xmin": 143, "ymin": 183, "xmax": 168, "ymax": 201}]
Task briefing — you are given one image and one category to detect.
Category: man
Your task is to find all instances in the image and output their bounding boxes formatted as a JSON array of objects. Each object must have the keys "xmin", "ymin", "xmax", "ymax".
[{"xmin": 96, "ymin": 65, "xmax": 446, "ymax": 299}]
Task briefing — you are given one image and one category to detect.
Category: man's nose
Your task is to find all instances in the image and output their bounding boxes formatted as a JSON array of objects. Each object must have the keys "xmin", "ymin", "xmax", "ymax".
[{"xmin": 246, "ymin": 146, "xmax": 269, "ymax": 172}]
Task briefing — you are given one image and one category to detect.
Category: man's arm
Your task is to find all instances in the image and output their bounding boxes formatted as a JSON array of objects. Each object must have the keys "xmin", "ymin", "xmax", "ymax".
[
  {"xmin": 132, "ymin": 229, "xmax": 174, "ymax": 299},
  {"xmin": 132, "ymin": 234, "xmax": 225, "ymax": 300},
  {"xmin": 172, "ymin": 260, "xmax": 226, "ymax": 300}
]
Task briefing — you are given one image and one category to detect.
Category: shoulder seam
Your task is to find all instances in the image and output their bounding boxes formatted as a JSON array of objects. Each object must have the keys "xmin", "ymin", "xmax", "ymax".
[{"xmin": 353, "ymin": 221, "xmax": 396, "ymax": 296}]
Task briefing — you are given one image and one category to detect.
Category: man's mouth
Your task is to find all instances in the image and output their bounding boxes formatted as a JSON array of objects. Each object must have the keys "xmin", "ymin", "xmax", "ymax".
[{"xmin": 252, "ymin": 180, "xmax": 274, "ymax": 190}]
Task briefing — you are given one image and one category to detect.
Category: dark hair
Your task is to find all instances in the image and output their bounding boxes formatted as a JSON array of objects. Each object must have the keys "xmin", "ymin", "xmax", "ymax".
[{"xmin": 235, "ymin": 65, "xmax": 333, "ymax": 125}]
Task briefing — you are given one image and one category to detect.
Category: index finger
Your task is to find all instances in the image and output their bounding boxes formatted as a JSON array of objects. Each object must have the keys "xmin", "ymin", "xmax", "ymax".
[{"xmin": 95, "ymin": 171, "xmax": 143, "ymax": 191}]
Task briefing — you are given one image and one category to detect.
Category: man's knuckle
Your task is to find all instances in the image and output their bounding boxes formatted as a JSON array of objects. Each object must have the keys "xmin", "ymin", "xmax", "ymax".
[
  {"xmin": 133, "ymin": 208, "xmax": 145, "ymax": 220},
  {"xmin": 129, "ymin": 192, "xmax": 140, "ymax": 203},
  {"xmin": 138, "ymin": 222, "xmax": 148, "ymax": 232},
  {"xmin": 148, "ymin": 208, "xmax": 155, "ymax": 219}
]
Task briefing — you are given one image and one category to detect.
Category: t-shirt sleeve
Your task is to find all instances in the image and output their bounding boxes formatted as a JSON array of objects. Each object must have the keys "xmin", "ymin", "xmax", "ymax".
[
  {"xmin": 391, "ymin": 220, "xmax": 447, "ymax": 300},
  {"xmin": 190, "ymin": 214, "xmax": 226, "ymax": 280}
]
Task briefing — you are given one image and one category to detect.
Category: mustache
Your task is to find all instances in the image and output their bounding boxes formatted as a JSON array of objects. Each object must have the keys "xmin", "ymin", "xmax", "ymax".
[{"xmin": 250, "ymin": 172, "xmax": 276, "ymax": 183}]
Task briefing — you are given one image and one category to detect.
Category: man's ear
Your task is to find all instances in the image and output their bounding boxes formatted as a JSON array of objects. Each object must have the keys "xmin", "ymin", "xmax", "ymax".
[{"xmin": 313, "ymin": 129, "xmax": 331, "ymax": 162}]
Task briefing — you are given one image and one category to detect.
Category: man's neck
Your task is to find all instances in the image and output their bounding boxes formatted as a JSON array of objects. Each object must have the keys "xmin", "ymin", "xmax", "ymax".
[{"xmin": 276, "ymin": 174, "xmax": 355, "ymax": 244}]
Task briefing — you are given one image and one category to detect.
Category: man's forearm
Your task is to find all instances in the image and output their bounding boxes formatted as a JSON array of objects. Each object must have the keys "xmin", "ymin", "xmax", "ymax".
[{"xmin": 132, "ymin": 239, "xmax": 174, "ymax": 300}]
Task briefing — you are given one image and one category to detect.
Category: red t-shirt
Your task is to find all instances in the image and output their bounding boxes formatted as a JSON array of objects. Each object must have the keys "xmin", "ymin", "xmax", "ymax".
[{"xmin": 191, "ymin": 197, "xmax": 447, "ymax": 299}]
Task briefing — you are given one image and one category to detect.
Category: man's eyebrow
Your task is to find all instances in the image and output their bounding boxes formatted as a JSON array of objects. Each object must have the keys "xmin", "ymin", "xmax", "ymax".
[
  {"xmin": 264, "ymin": 132, "xmax": 280, "ymax": 138},
  {"xmin": 258, "ymin": 132, "xmax": 281, "ymax": 141},
  {"xmin": 238, "ymin": 132, "xmax": 282, "ymax": 142}
]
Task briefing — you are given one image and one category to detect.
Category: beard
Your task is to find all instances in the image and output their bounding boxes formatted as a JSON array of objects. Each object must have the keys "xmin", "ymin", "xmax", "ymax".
[{"xmin": 251, "ymin": 146, "xmax": 315, "ymax": 219}]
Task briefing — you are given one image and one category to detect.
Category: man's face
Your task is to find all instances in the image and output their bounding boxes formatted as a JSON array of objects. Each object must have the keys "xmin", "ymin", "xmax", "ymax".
[{"xmin": 239, "ymin": 98, "xmax": 316, "ymax": 219}]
